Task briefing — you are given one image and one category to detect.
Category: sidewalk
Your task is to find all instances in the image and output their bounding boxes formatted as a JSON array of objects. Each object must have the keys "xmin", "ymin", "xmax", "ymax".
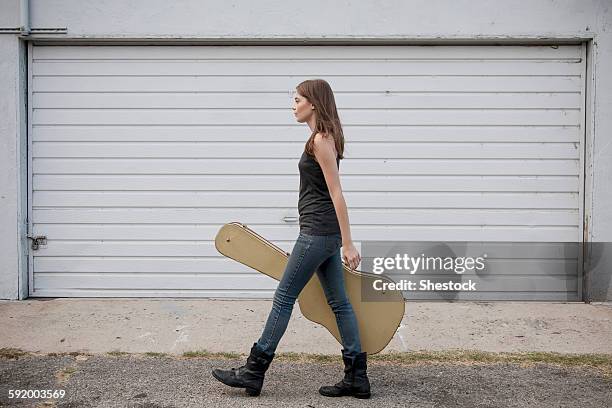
[{"xmin": 1, "ymin": 298, "xmax": 611, "ymax": 355}]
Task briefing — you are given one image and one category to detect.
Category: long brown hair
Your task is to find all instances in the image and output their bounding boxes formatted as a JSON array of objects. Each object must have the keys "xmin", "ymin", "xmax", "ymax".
[{"xmin": 296, "ymin": 79, "xmax": 345, "ymax": 160}]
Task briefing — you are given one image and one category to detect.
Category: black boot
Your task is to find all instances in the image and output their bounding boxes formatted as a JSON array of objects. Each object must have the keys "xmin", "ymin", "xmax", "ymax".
[
  {"xmin": 319, "ymin": 349, "xmax": 371, "ymax": 399},
  {"xmin": 211, "ymin": 342, "xmax": 275, "ymax": 396}
]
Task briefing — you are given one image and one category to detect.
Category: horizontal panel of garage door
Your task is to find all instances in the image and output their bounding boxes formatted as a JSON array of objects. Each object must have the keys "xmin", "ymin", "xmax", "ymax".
[{"xmin": 29, "ymin": 44, "xmax": 585, "ymax": 300}]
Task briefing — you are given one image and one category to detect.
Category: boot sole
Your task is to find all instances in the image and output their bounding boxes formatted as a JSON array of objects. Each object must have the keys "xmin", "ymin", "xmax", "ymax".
[
  {"xmin": 318, "ymin": 389, "xmax": 344, "ymax": 397},
  {"xmin": 211, "ymin": 370, "xmax": 262, "ymax": 396},
  {"xmin": 318, "ymin": 388, "xmax": 371, "ymax": 399}
]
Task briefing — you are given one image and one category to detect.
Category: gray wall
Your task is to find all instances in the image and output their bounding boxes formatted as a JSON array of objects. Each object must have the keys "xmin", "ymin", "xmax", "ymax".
[
  {"xmin": 1, "ymin": 0, "xmax": 610, "ymax": 300},
  {"xmin": 0, "ymin": 0, "xmax": 28, "ymax": 300}
]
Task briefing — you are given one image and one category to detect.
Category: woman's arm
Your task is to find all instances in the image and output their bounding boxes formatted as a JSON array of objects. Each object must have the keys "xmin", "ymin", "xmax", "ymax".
[{"xmin": 312, "ymin": 133, "xmax": 361, "ymax": 270}]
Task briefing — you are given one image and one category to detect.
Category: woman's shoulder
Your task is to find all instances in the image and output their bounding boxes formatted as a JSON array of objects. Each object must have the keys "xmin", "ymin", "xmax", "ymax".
[
  {"xmin": 314, "ymin": 131, "xmax": 331, "ymax": 141},
  {"xmin": 313, "ymin": 132, "xmax": 338, "ymax": 156}
]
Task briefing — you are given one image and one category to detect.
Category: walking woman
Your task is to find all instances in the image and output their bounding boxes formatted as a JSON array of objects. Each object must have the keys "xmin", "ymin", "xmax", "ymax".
[{"xmin": 211, "ymin": 79, "xmax": 370, "ymax": 399}]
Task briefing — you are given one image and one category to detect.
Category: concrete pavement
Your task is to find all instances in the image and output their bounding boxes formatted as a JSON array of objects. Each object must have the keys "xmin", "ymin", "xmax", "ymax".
[{"xmin": 1, "ymin": 299, "xmax": 611, "ymax": 356}]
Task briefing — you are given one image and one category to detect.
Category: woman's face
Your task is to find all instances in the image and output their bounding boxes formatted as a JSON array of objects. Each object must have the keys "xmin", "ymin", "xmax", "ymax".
[{"xmin": 292, "ymin": 91, "xmax": 314, "ymax": 123}]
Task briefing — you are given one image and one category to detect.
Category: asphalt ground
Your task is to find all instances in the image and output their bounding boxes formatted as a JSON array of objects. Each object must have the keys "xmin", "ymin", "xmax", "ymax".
[{"xmin": 0, "ymin": 350, "xmax": 611, "ymax": 408}]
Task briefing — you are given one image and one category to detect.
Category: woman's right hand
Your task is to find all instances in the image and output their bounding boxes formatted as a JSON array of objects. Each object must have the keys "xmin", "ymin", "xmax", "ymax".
[{"xmin": 342, "ymin": 242, "xmax": 361, "ymax": 270}]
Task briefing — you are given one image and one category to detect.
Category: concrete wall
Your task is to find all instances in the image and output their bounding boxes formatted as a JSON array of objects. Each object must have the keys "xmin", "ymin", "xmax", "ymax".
[{"xmin": 1, "ymin": 0, "xmax": 610, "ymax": 300}]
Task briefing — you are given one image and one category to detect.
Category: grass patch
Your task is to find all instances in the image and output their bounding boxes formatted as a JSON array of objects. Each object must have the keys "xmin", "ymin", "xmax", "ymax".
[
  {"xmin": 275, "ymin": 352, "xmax": 337, "ymax": 364},
  {"xmin": 373, "ymin": 349, "xmax": 610, "ymax": 366},
  {"xmin": 183, "ymin": 350, "xmax": 240, "ymax": 359},
  {"xmin": 2, "ymin": 347, "xmax": 610, "ymax": 377},
  {"xmin": 179, "ymin": 348, "xmax": 612, "ymax": 377},
  {"xmin": 107, "ymin": 350, "xmax": 129, "ymax": 356},
  {"xmin": 144, "ymin": 352, "xmax": 168, "ymax": 358},
  {"xmin": 370, "ymin": 350, "xmax": 612, "ymax": 377},
  {"xmin": 0, "ymin": 347, "xmax": 28, "ymax": 359}
]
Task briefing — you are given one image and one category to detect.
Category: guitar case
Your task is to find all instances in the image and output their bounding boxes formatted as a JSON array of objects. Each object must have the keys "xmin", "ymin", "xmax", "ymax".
[{"xmin": 215, "ymin": 222, "xmax": 405, "ymax": 354}]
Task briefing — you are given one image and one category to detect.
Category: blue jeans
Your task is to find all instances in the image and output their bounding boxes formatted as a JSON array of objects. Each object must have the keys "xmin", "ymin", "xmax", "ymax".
[{"xmin": 255, "ymin": 231, "xmax": 362, "ymax": 358}]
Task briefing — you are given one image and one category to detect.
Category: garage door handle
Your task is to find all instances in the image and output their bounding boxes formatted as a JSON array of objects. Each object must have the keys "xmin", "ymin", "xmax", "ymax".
[{"xmin": 283, "ymin": 216, "xmax": 298, "ymax": 223}]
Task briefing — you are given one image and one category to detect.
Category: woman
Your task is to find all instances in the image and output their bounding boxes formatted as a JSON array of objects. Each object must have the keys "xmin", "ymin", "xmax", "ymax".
[{"xmin": 211, "ymin": 79, "xmax": 370, "ymax": 399}]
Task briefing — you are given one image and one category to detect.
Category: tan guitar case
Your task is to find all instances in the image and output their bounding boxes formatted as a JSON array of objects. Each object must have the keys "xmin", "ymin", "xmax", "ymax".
[{"xmin": 215, "ymin": 222, "xmax": 405, "ymax": 354}]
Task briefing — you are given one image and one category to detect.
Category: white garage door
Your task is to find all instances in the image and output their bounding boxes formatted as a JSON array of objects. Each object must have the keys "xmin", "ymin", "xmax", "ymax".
[{"xmin": 29, "ymin": 44, "xmax": 585, "ymax": 300}]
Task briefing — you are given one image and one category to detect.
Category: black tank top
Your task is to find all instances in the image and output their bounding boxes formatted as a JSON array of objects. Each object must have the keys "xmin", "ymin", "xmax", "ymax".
[{"xmin": 297, "ymin": 150, "xmax": 341, "ymax": 235}]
